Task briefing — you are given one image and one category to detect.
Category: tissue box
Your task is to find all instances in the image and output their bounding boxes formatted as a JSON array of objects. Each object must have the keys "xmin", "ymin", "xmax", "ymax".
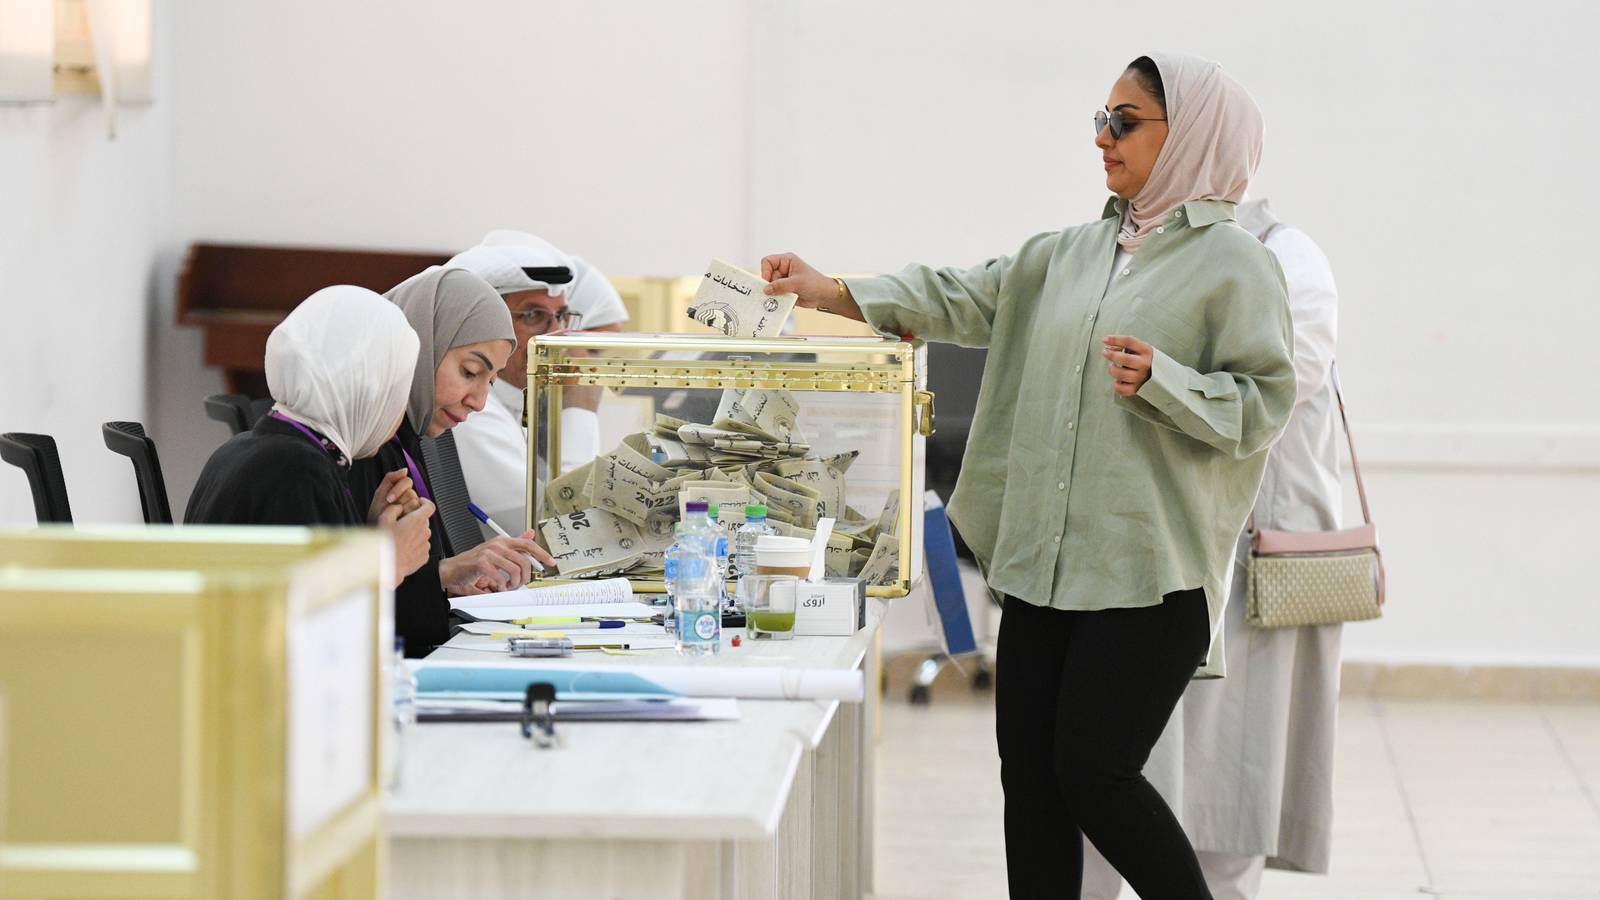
[{"xmin": 793, "ymin": 577, "xmax": 866, "ymax": 636}]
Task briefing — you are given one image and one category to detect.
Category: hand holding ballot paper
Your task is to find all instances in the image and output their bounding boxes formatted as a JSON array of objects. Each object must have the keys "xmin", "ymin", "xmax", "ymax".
[
  {"xmin": 758, "ymin": 252, "xmax": 868, "ymax": 323},
  {"xmin": 687, "ymin": 259, "xmax": 797, "ymax": 338}
]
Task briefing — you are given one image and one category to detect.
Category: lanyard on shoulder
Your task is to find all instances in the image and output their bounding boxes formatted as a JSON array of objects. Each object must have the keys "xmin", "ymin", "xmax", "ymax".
[
  {"xmin": 394, "ymin": 437, "xmax": 435, "ymax": 504},
  {"xmin": 268, "ymin": 410, "xmax": 356, "ymax": 504},
  {"xmin": 393, "ymin": 435, "xmax": 446, "ymax": 551},
  {"xmin": 269, "ymin": 410, "xmax": 333, "ymax": 453}
]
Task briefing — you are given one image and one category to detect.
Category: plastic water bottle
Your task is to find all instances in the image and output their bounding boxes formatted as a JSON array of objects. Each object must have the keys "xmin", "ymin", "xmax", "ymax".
[
  {"xmin": 707, "ymin": 503, "xmax": 733, "ymax": 610},
  {"xmin": 661, "ymin": 523, "xmax": 688, "ymax": 635},
  {"xmin": 674, "ymin": 500, "xmax": 721, "ymax": 656},
  {"xmin": 388, "ymin": 637, "xmax": 416, "ymax": 789},
  {"xmin": 734, "ymin": 503, "xmax": 776, "ymax": 579}
]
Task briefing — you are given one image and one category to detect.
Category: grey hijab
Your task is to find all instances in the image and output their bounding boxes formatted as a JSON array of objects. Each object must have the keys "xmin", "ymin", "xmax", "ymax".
[{"xmin": 383, "ymin": 266, "xmax": 515, "ymax": 433}]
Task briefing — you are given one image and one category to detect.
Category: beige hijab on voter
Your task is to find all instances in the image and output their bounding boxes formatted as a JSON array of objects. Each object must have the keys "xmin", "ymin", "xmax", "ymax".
[
  {"xmin": 384, "ymin": 267, "xmax": 516, "ymax": 433},
  {"xmin": 264, "ymin": 285, "xmax": 419, "ymax": 460},
  {"xmin": 1118, "ymin": 52, "xmax": 1265, "ymax": 253}
]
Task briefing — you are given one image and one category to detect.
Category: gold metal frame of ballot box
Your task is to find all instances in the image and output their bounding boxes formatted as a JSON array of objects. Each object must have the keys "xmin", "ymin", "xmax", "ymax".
[
  {"xmin": 527, "ymin": 332, "xmax": 934, "ymax": 598},
  {"xmin": 0, "ymin": 526, "xmax": 391, "ymax": 900}
]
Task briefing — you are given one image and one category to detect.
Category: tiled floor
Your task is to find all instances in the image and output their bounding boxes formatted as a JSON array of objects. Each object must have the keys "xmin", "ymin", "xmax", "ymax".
[{"xmin": 871, "ymin": 668, "xmax": 1600, "ymax": 899}]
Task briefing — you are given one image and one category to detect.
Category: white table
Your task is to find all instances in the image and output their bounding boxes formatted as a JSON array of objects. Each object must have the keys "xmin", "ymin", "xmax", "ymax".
[{"xmin": 385, "ymin": 604, "xmax": 883, "ymax": 899}]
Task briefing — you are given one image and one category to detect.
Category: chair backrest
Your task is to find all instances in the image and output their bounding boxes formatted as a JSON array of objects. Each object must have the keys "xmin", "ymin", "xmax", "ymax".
[
  {"xmin": 419, "ymin": 429, "xmax": 486, "ymax": 554},
  {"xmin": 0, "ymin": 432, "xmax": 73, "ymax": 523},
  {"xmin": 248, "ymin": 397, "xmax": 274, "ymax": 427},
  {"xmin": 204, "ymin": 393, "xmax": 253, "ymax": 435},
  {"xmin": 102, "ymin": 421, "xmax": 174, "ymax": 525}
]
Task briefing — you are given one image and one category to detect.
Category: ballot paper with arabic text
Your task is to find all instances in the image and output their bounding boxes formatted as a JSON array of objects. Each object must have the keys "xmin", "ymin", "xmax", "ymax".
[
  {"xmin": 539, "ymin": 507, "xmax": 644, "ymax": 576},
  {"xmin": 687, "ymin": 259, "xmax": 797, "ymax": 338}
]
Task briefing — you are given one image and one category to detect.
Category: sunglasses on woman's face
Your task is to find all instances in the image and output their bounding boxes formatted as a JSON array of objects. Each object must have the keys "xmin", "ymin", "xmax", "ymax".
[
  {"xmin": 512, "ymin": 307, "xmax": 581, "ymax": 333},
  {"xmin": 1094, "ymin": 110, "xmax": 1167, "ymax": 139}
]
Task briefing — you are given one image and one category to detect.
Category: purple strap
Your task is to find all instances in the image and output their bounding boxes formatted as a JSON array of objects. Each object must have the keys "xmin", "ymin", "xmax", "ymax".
[
  {"xmin": 394, "ymin": 436, "xmax": 444, "ymax": 543},
  {"xmin": 269, "ymin": 410, "xmax": 331, "ymax": 450},
  {"xmin": 395, "ymin": 440, "xmax": 434, "ymax": 503},
  {"xmin": 268, "ymin": 410, "xmax": 355, "ymax": 504}
]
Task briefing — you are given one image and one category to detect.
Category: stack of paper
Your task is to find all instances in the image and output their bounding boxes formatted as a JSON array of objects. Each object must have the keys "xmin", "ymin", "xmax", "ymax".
[{"xmin": 449, "ymin": 578, "xmax": 655, "ymax": 623}]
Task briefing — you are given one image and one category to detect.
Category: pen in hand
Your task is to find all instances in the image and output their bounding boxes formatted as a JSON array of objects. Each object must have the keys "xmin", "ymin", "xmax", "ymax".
[{"xmin": 467, "ymin": 501, "xmax": 546, "ymax": 574}]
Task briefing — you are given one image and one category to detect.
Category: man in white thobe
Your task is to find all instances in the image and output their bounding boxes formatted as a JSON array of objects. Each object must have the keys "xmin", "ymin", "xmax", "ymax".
[{"xmin": 448, "ymin": 232, "xmax": 629, "ymax": 539}]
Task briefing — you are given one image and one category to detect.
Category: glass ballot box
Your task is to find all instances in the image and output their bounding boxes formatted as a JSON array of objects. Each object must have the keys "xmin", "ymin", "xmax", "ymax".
[{"xmin": 527, "ymin": 333, "xmax": 934, "ymax": 597}]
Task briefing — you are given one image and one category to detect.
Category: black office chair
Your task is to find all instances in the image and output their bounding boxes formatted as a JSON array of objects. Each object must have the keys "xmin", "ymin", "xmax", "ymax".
[
  {"xmin": 204, "ymin": 393, "xmax": 254, "ymax": 435},
  {"xmin": 102, "ymin": 421, "xmax": 173, "ymax": 525},
  {"xmin": 248, "ymin": 397, "xmax": 274, "ymax": 425},
  {"xmin": 0, "ymin": 432, "xmax": 74, "ymax": 524},
  {"xmin": 419, "ymin": 429, "xmax": 486, "ymax": 555}
]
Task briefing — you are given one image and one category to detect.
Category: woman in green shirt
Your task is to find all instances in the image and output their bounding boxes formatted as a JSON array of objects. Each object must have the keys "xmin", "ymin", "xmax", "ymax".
[{"xmin": 762, "ymin": 53, "xmax": 1295, "ymax": 898}]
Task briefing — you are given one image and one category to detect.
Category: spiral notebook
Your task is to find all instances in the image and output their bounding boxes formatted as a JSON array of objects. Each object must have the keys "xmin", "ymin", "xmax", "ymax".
[{"xmin": 448, "ymin": 578, "xmax": 654, "ymax": 622}]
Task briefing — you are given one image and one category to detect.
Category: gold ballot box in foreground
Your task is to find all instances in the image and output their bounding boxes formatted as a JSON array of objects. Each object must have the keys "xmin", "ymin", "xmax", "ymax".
[
  {"xmin": 0, "ymin": 527, "xmax": 391, "ymax": 899},
  {"xmin": 527, "ymin": 332, "xmax": 934, "ymax": 596}
]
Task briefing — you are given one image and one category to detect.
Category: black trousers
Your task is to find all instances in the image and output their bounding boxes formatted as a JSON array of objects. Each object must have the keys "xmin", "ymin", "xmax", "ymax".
[{"xmin": 995, "ymin": 590, "xmax": 1213, "ymax": 899}]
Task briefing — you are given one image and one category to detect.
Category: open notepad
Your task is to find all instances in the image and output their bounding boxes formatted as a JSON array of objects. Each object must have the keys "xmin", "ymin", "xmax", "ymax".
[{"xmin": 448, "ymin": 578, "xmax": 656, "ymax": 622}]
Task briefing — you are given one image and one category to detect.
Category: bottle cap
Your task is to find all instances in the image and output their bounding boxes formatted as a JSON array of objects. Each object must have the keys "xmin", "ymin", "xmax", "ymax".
[
  {"xmin": 685, "ymin": 499, "xmax": 709, "ymax": 514},
  {"xmin": 745, "ymin": 503, "xmax": 768, "ymax": 518}
]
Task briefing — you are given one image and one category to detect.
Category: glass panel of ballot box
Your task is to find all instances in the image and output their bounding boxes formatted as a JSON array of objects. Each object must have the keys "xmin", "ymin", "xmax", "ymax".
[{"xmin": 527, "ymin": 333, "xmax": 933, "ymax": 597}]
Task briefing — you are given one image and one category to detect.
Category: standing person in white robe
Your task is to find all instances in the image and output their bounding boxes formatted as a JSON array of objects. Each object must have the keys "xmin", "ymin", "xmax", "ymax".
[
  {"xmin": 1081, "ymin": 197, "xmax": 1342, "ymax": 899},
  {"xmin": 448, "ymin": 231, "xmax": 630, "ymax": 538}
]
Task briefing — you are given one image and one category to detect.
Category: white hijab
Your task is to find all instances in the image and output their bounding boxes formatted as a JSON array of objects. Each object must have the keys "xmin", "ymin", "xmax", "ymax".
[{"xmin": 264, "ymin": 285, "xmax": 419, "ymax": 460}]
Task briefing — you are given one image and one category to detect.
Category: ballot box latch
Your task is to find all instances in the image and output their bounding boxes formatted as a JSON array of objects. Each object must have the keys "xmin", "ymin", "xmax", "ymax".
[{"xmin": 914, "ymin": 390, "xmax": 937, "ymax": 437}]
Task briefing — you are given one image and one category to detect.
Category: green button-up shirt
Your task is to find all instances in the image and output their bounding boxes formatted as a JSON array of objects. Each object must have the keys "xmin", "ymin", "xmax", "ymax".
[{"xmin": 845, "ymin": 198, "xmax": 1295, "ymax": 675}]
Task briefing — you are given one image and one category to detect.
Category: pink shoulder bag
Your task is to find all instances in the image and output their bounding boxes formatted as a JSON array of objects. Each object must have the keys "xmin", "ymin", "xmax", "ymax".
[{"xmin": 1245, "ymin": 363, "xmax": 1385, "ymax": 628}]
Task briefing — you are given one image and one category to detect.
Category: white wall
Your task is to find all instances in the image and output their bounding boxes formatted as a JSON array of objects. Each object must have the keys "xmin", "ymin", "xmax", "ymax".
[
  {"xmin": 136, "ymin": 0, "xmax": 1598, "ymax": 665},
  {"xmin": 0, "ymin": 8, "xmax": 170, "ymax": 526},
  {"xmin": 152, "ymin": 0, "xmax": 754, "ymax": 515},
  {"xmin": 736, "ymin": 0, "xmax": 1600, "ymax": 667}
]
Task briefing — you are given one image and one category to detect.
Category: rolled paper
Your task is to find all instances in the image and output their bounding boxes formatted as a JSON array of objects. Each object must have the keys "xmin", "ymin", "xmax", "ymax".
[{"xmin": 411, "ymin": 659, "xmax": 865, "ymax": 703}]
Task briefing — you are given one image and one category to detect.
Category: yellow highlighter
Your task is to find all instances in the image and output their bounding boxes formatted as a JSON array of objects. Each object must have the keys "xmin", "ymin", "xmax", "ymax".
[{"xmin": 508, "ymin": 617, "xmax": 626, "ymax": 629}]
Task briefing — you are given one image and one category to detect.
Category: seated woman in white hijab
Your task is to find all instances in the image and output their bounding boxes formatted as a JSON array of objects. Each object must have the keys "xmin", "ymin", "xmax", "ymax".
[
  {"xmin": 348, "ymin": 266, "xmax": 556, "ymax": 657},
  {"xmin": 185, "ymin": 286, "xmax": 435, "ymax": 586},
  {"xmin": 447, "ymin": 230, "xmax": 630, "ymax": 538}
]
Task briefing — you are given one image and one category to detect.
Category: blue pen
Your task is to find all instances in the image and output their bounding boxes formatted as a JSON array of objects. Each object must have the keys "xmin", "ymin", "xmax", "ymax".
[{"xmin": 467, "ymin": 501, "xmax": 546, "ymax": 573}]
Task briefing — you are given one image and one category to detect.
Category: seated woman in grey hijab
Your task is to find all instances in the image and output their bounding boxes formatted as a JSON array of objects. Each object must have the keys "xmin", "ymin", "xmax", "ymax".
[
  {"xmin": 349, "ymin": 267, "xmax": 556, "ymax": 656},
  {"xmin": 186, "ymin": 285, "xmax": 435, "ymax": 587}
]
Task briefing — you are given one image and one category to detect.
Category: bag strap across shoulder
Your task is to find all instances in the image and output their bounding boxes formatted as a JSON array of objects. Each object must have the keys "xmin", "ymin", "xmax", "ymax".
[
  {"xmin": 1330, "ymin": 361, "xmax": 1373, "ymax": 528},
  {"xmin": 1248, "ymin": 359, "xmax": 1374, "ymax": 532}
]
